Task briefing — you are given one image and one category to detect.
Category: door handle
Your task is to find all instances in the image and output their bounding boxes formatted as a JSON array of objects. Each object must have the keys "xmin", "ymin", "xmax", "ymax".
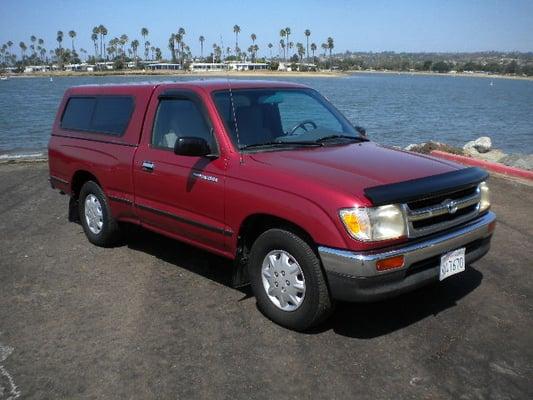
[{"xmin": 142, "ymin": 161, "xmax": 155, "ymax": 172}]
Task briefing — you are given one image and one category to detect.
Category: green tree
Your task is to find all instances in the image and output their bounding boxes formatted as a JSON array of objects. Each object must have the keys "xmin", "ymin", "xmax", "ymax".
[
  {"xmin": 68, "ymin": 30, "xmax": 76, "ymax": 52},
  {"xmin": 431, "ymin": 61, "xmax": 450, "ymax": 73},
  {"xmin": 284, "ymin": 27, "xmax": 291, "ymax": 59},
  {"xmin": 304, "ymin": 29, "xmax": 311, "ymax": 62},
  {"xmin": 268, "ymin": 42, "xmax": 273, "ymax": 60}
]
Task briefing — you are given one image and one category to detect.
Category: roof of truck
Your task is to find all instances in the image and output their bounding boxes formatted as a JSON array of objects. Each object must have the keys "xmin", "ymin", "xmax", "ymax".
[{"xmin": 69, "ymin": 79, "xmax": 309, "ymax": 94}]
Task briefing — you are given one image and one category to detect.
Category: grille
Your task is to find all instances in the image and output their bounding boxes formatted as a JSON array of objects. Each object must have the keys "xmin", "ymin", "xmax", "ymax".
[{"xmin": 404, "ymin": 185, "xmax": 481, "ymax": 238}]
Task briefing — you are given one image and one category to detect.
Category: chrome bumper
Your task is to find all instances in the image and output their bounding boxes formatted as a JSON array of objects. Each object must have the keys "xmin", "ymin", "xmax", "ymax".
[{"xmin": 319, "ymin": 212, "xmax": 495, "ymax": 301}]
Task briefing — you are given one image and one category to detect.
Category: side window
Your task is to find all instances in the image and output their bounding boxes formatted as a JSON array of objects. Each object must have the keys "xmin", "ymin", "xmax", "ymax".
[
  {"xmin": 152, "ymin": 98, "xmax": 214, "ymax": 150},
  {"xmin": 61, "ymin": 96, "xmax": 133, "ymax": 136},
  {"xmin": 61, "ymin": 97, "xmax": 95, "ymax": 132}
]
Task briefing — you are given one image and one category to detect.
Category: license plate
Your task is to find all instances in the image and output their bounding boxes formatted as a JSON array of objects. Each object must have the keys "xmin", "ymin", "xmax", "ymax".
[{"xmin": 439, "ymin": 248, "xmax": 466, "ymax": 281}]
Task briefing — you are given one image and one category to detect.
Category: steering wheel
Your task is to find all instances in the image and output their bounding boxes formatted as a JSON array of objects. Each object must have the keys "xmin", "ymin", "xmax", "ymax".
[{"xmin": 289, "ymin": 120, "xmax": 317, "ymax": 135}]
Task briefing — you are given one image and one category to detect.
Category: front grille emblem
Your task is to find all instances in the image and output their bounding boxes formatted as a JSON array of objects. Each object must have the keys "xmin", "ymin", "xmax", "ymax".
[{"xmin": 444, "ymin": 199, "xmax": 458, "ymax": 214}]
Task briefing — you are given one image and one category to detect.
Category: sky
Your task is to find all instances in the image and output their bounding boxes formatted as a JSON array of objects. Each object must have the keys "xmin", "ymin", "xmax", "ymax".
[{"xmin": 1, "ymin": 0, "xmax": 532, "ymax": 59}]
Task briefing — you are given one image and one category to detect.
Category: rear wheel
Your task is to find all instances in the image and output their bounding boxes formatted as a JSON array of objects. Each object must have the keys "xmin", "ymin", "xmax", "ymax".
[
  {"xmin": 79, "ymin": 181, "xmax": 121, "ymax": 247},
  {"xmin": 248, "ymin": 229, "xmax": 333, "ymax": 331}
]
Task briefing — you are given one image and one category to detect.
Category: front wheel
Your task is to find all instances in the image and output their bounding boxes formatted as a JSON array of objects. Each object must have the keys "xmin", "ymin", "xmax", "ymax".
[{"xmin": 248, "ymin": 229, "xmax": 333, "ymax": 331}]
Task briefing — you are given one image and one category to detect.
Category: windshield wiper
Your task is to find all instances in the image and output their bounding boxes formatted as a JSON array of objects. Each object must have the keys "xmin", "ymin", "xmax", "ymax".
[
  {"xmin": 241, "ymin": 141, "xmax": 323, "ymax": 150},
  {"xmin": 316, "ymin": 135, "xmax": 369, "ymax": 143}
]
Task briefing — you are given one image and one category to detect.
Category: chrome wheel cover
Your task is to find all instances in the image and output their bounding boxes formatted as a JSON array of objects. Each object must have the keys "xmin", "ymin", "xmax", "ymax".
[
  {"xmin": 84, "ymin": 194, "xmax": 104, "ymax": 235},
  {"xmin": 261, "ymin": 250, "xmax": 306, "ymax": 311}
]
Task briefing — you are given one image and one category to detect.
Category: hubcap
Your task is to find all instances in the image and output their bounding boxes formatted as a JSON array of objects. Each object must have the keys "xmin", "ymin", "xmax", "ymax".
[
  {"xmin": 84, "ymin": 194, "xmax": 104, "ymax": 235},
  {"xmin": 261, "ymin": 250, "xmax": 306, "ymax": 311}
]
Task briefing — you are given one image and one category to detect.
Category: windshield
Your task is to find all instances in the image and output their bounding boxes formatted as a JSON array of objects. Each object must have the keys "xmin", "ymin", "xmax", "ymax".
[{"xmin": 213, "ymin": 88, "xmax": 362, "ymax": 150}]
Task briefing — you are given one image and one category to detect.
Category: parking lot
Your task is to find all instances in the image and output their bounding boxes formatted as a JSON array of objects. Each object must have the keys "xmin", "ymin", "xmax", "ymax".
[{"xmin": 0, "ymin": 162, "xmax": 532, "ymax": 399}]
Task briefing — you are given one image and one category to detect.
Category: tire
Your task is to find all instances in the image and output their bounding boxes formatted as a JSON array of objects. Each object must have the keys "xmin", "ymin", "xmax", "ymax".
[
  {"xmin": 78, "ymin": 181, "xmax": 121, "ymax": 247},
  {"xmin": 248, "ymin": 229, "xmax": 333, "ymax": 331}
]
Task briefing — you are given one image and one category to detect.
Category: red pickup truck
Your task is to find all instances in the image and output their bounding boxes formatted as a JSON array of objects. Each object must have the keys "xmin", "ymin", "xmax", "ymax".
[{"xmin": 48, "ymin": 80, "xmax": 495, "ymax": 330}]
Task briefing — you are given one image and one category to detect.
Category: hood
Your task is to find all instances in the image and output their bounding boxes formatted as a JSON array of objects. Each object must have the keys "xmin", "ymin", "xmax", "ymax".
[{"xmin": 248, "ymin": 142, "xmax": 461, "ymax": 205}]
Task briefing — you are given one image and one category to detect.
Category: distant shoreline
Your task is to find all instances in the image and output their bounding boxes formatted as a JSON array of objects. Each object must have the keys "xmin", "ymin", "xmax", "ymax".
[
  {"xmin": 3, "ymin": 68, "xmax": 532, "ymax": 81},
  {"xmin": 348, "ymin": 69, "xmax": 533, "ymax": 81},
  {"xmin": 2, "ymin": 69, "xmax": 346, "ymax": 79}
]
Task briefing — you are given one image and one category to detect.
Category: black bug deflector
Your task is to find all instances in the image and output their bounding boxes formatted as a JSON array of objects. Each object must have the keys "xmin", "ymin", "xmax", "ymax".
[{"xmin": 364, "ymin": 167, "xmax": 489, "ymax": 206}]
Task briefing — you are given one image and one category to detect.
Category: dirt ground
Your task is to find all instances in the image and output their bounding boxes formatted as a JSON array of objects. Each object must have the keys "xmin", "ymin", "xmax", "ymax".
[{"xmin": 0, "ymin": 162, "xmax": 532, "ymax": 399}]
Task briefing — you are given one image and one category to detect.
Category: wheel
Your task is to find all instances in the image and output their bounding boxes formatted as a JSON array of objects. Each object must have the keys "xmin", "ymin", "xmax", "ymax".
[
  {"xmin": 78, "ymin": 181, "xmax": 121, "ymax": 247},
  {"xmin": 248, "ymin": 229, "xmax": 333, "ymax": 331}
]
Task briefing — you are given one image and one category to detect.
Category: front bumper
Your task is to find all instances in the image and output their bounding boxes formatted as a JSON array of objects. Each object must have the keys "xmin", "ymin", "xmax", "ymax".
[{"xmin": 319, "ymin": 211, "xmax": 496, "ymax": 302}]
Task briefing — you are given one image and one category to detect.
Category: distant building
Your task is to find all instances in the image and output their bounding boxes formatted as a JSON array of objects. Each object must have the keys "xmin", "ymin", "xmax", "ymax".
[
  {"xmin": 228, "ymin": 62, "xmax": 269, "ymax": 71},
  {"xmin": 146, "ymin": 63, "xmax": 181, "ymax": 71},
  {"xmin": 190, "ymin": 62, "xmax": 228, "ymax": 72},
  {"xmin": 24, "ymin": 65, "xmax": 51, "ymax": 73}
]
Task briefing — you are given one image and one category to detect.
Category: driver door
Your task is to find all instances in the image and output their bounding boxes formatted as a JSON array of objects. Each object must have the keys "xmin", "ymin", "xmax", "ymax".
[{"xmin": 133, "ymin": 89, "xmax": 229, "ymax": 253}]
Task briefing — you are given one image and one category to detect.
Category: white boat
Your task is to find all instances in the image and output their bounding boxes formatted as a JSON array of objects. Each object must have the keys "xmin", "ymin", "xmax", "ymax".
[{"xmin": 0, "ymin": 76, "xmax": 8, "ymax": 81}]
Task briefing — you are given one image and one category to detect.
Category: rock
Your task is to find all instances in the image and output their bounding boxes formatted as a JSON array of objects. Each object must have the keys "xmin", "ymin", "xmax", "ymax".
[
  {"xmin": 499, "ymin": 154, "xmax": 533, "ymax": 171},
  {"xmin": 405, "ymin": 141, "xmax": 464, "ymax": 155},
  {"xmin": 474, "ymin": 149, "xmax": 507, "ymax": 163},
  {"xmin": 463, "ymin": 136, "xmax": 492, "ymax": 154}
]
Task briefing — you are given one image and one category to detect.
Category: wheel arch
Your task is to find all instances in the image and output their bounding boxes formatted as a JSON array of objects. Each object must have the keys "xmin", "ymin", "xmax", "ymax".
[{"xmin": 70, "ymin": 170, "xmax": 101, "ymax": 199}]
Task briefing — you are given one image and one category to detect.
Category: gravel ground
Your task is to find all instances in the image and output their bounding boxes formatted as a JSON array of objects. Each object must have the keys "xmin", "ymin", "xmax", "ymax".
[{"xmin": 0, "ymin": 162, "xmax": 532, "ymax": 400}]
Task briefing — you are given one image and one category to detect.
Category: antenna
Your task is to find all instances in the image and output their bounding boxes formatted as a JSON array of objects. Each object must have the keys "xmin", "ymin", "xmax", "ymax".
[{"xmin": 226, "ymin": 57, "xmax": 244, "ymax": 164}]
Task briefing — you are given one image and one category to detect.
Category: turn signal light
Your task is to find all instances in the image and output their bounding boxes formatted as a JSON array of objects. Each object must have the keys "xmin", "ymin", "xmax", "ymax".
[{"xmin": 376, "ymin": 255, "xmax": 405, "ymax": 271}]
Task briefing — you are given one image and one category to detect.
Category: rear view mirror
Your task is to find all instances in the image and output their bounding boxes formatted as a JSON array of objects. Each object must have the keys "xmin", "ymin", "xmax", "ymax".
[
  {"xmin": 355, "ymin": 126, "xmax": 367, "ymax": 138},
  {"xmin": 174, "ymin": 137, "xmax": 212, "ymax": 157}
]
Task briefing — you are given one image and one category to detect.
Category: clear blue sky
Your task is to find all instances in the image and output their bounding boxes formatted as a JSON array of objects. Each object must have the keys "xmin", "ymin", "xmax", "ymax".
[{"xmin": 1, "ymin": 0, "xmax": 532, "ymax": 58}]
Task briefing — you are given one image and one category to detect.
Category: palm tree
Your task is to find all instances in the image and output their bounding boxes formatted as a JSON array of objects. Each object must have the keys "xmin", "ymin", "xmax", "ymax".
[
  {"xmin": 97, "ymin": 25, "xmax": 106, "ymax": 59},
  {"xmin": 297, "ymin": 43, "xmax": 305, "ymax": 62},
  {"xmin": 91, "ymin": 33, "xmax": 98, "ymax": 58},
  {"xmin": 141, "ymin": 28, "xmax": 149, "ymax": 60},
  {"xmin": 19, "ymin": 41, "xmax": 27, "ymax": 60},
  {"xmin": 233, "ymin": 25, "xmax": 240, "ymax": 56},
  {"xmin": 310, "ymin": 43, "xmax": 317, "ymax": 60},
  {"xmin": 304, "ymin": 29, "xmax": 311, "ymax": 62},
  {"xmin": 327, "ymin": 37, "xmax": 334, "ymax": 60},
  {"xmin": 268, "ymin": 43, "xmax": 273, "ymax": 60},
  {"xmin": 79, "ymin": 48, "xmax": 87, "ymax": 61},
  {"xmin": 155, "ymin": 47, "xmax": 161, "ymax": 60},
  {"xmin": 68, "ymin": 30, "xmax": 76, "ymax": 53},
  {"xmin": 30, "ymin": 35, "xmax": 37, "ymax": 56},
  {"xmin": 150, "ymin": 46, "xmax": 155, "ymax": 60},
  {"xmin": 279, "ymin": 29, "xmax": 286, "ymax": 60},
  {"xmin": 199, "ymin": 35, "xmax": 205, "ymax": 59},
  {"xmin": 56, "ymin": 31, "xmax": 63, "ymax": 49},
  {"xmin": 284, "ymin": 27, "xmax": 291, "ymax": 59},
  {"xmin": 321, "ymin": 42, "xmax": 328, "ymax": 57},
  {"xmin": 144, "ymin": 41, "xmax": 150, "ymax": 60},
  {"xmin": 120, "ymin": 34, "xmax": 128, "ymax": 56},
  {"xmin": 251, "ymin": 33, "xmax": 256, "ymax": 45},
  {"xmin": 131, "ymin": 40, "xmax": 139, "ymax": 59}
]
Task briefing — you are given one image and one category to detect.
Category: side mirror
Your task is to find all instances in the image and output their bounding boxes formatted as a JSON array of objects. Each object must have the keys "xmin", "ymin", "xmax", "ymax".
[
  {"xmin": 355, "ymin": 126, "xmax": 367, "ymax": 138},
  {"xmin": 174, "ymin": 137, "xmax": 212, "ymax": 157}
]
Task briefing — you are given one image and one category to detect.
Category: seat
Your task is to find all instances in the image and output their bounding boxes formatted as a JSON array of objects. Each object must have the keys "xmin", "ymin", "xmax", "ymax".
[{"xmin": 234, "ymin": 106, "xmax": 274, "ymax": 147}]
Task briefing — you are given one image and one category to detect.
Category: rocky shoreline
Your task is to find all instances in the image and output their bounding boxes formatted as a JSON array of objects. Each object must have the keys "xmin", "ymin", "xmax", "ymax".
[{"xmin": 404, "ymin": 136, "xmax": 533, "ymax": 171}]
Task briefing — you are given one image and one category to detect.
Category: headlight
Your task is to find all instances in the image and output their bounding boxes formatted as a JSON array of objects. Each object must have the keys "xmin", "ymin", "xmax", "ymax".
[
  {"xmin": 339, "ymin": 204, "xmax": 406, "ymax": 241},
  {"xmin": 479, "ymin": 181, "xmax": 490, "ymax": 212}
]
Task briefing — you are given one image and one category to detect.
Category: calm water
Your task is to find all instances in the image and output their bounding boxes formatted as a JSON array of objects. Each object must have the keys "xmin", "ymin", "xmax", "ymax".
[{"xmin": 0, "ymin": 73, "xmax": 532, "ymax": 156}]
